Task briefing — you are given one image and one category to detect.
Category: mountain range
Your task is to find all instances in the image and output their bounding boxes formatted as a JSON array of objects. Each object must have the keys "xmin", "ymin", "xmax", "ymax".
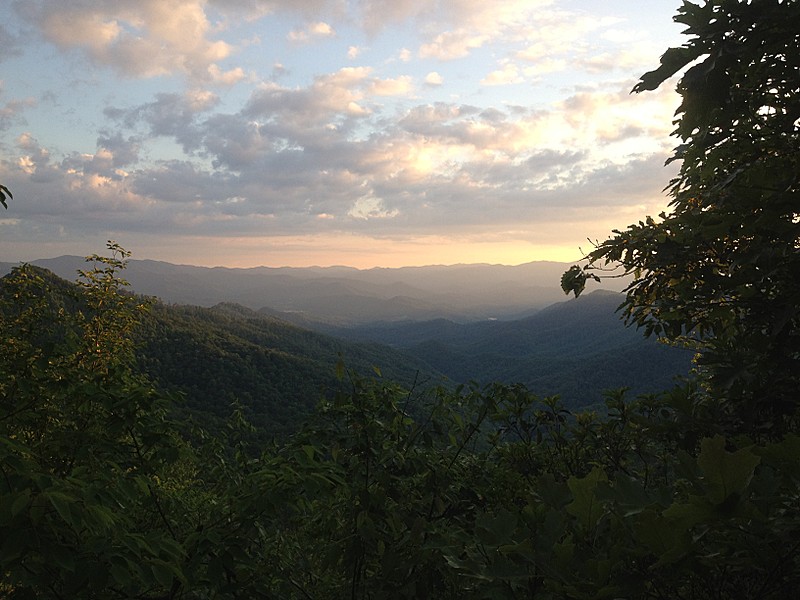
[
  {"xmin": 0, "ymin": 255, "xmax": 628, "ymax": 324},
  {"xmin": 1, "ymin": 256, "xmax": 690, "ymax": 428}
]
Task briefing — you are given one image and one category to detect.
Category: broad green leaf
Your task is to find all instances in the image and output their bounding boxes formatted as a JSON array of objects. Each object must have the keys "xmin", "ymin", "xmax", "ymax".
[
  {"xmin": 46, "ymin": 490, "xmax": 76, "ymax": 526},
  {"xmin": 758, "ymin": 434, "xmax": 800, "ymax": 478},
  {"xmin": 633, "ymin": 46, "xmax": 699, "ymax": 92},
  {"xmin": 49, "ymin": 543, "xmax": 76, "ymax": 572},
  {"xmin": 697, "ymin": 436, "xmax": 760, "ymax": 505},
  {"xmin": 150, "ymin": 560, "xmax": 174, "ymax": 588},
  {"xmin": 635, "ymin": 509, "xmax": 691, "ymax": 566},
  {"xmin": 476, "ymin": 508, "xmax": 518, "ymax": 545},
  {"xmin": 566, "ymin": 467, "xmax": 607, "ymax": 529},
  {"xmin": 0, "ymin": 183, "xmax": 11, "ymax": 209},
  {"xmin": 10, "ymin": 489, "xmax": 31, "ymax": 517}
]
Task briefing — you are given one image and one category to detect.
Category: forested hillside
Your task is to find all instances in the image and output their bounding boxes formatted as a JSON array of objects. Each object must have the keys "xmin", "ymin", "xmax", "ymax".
[
  {"xmin": 125, "ymin": 280, "xmax": 693, "ymax": 426},
  {"xmin": 134, "ymin": 301, "xmax": 445, "ymax": 437},
  {"xmin": 329, "ymin": 290, "xmax": 692, "ymax": 409},
  {"xmin": 3, "ymin": 266, "xmax": 679, "ymax": 436}
]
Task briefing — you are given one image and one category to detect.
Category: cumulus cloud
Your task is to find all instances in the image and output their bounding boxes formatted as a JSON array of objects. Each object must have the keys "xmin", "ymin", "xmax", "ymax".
[
  {"xmin": 242, "ymin": 67, "xmax": 413, "ymax": 130},
  {"xmin": 96, "ymin": 132, "xmax": 141, "ymax": 167},
  {"xmin": 207, "ymin": 64, "xmax": 247, "ymax": 86},
  {"xmin": 419, "ymin": 30, "xmax": 490, "ymax": 60},
  {"xmin": 2, "ymin": 0, "xmax": 683, "ymax": 264},
  {"xmin": 104, "ymin": 91, "xmax": 219, "ymax": 152},
  {"xmin": 287, "ymin": 21, "xmax": 336, "ymax": 43},
  {"xmin": 368, "ymin": 76, "xmax": 413, "ymax": 96},
  {"xmin": 1, "ymin": 86, "xmax": 676, "ymax": 251},
  {"xmin": 424, "ymin": 72, "xmax": 443, "ymax": 86},
  {"xmin": 15, "ymin": 0, "xmax": 236, "ymax": 84},
  {"xmin": 481, "ymin": 63, "xmax": 523, "ymax": 86},
  {"xmin": 15, "ymin": 133, "xmax": 59, "ymax": 182}
]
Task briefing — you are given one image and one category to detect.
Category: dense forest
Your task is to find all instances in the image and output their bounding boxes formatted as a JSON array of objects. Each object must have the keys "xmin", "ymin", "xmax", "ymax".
[
  {"xmin": 2, "ymin": 1, "xmax": 800, "ymax": 598},
  {"xmin": 134, "ymin": 299, "xmax": 446, "ymax": 439}
]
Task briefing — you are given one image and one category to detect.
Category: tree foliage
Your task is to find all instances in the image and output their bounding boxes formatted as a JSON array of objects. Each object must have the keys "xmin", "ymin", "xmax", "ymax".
[
  {"xmin": 0, "ymin": 184, "xmax": 11, "ymax": 210},
  {"xmin": 2, "ymin": 245, "xmax": 798, "ymax": 598},
  {"xmin": 562, "ymin": 0, "xmax": 800, "ymax": 432}
]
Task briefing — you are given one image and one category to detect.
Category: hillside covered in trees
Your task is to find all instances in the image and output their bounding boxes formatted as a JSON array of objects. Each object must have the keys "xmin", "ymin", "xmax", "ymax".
[
  {"xmin": 134, "ymin": 300, "xmax": 446, "ymax": 438},
  {"xmin": 2, "ymin": 1, "xmax": 800, "ymax": 598},
  {"xmin": 0, "ymin": 266, "xmax": 690, "ymax": 438}
]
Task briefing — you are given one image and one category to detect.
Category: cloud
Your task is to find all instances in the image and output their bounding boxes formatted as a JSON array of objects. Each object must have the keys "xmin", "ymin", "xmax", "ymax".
[
  {"xmin": 104, "ymin": 90, "xmax": 220, "ymax": 152},
  {"xmin": 424, "ymin": 72, "xmax": 443, "ymax": 86},
  {"xmin": 0, "ymin": 96, "xmax": 37, "ymax": 132},
  {"xmin": 368, "ymin": 76, "xmax": 413, "ymax": 96},
  {"xmin": 207, "ymin": 64, "xmax": 247, "ymax": 86},
  {"xmin": 206, "ymin": 0, "xmax": 332, "ymax": 20},
  {"xmin": 15, "ymin": 0, "xmax": 236, "ymax": 84},
  {"xmin": 481, "ymin": 63, "xmax": 522, "ymax": 86},
  {"xmin": 358, "ymin": 0, "xmax": 555, "ymax": 46},
  {"xmin": 1, "ymin": 87, "xmax": 676, "ymax": 255},
  {"xmin": 419, "ymin": 30, "xmax": 490, "ymax": 60},
  {"xmin": 202, "ymin": 114, "xmax": 272, "ymax": 170},
  {"xmin": 243, "ymin": 67, "xmax": 378, "ymax": 129},
  {"xmin": 91, "ymin": 132, "xmax": 141, "ymax": 170},
  {"xmin": 15, "ymin": 133, "xmax": 60, "ymax": 182},
  {"xmin": 287, "ymin": 21, "xmax": 336, "ymax": 43},
  {"xmin": 7, "ymin": 73, "xmax": 677, "ymax": 233},
  {"xmin": 1, "ymin": 0, "xmax": 683, "ymax": 265}
]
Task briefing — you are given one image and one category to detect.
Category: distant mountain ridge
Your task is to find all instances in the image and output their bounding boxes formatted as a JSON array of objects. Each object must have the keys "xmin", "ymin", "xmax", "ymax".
[
  {"xmin": 1, "ymin": 256, "xmax": 625, "ymax": 324},
  {"xmin": 1, "ymin": 261, "xmax": 690, "ymax": 430},
  {"xmin": 326, "ymin": 289, "xmax": 693, "ymax": 410}
]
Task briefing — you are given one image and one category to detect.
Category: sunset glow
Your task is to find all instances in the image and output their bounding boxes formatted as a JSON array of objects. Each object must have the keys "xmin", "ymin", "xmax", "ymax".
[{"xmin": 0, "ymin": 0, "xmax": 684, "ymax": 268}]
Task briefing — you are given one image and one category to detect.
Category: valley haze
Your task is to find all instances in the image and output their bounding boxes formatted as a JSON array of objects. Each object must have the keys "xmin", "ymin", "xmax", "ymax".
[
  {"xmin": 0, "ymin": 256, "xmax": 628, "ymax": 325},
  {"xmin": 0, "ymin": 255, "xmax": 689, "ymax": 413}
]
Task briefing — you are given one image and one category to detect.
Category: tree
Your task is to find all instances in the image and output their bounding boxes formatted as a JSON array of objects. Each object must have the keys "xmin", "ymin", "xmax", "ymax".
[
  {"xmin": 0, "ymin": 246, "xmax": 191, "ymax": 597},
  {"xmin": 0, "ymin": 184, "xmax": 10, "ymax": 210},
  {"xmin": 563, "ymin": 0, "xmax": 800, "ymax": 433}
]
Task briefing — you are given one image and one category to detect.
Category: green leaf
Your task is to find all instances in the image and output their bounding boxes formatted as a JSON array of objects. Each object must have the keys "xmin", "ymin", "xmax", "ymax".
[
  {"xmin": 0, "ymin": 528, "xmax": 28, "ymax": 562},
  {"xmin": 635, "ymin": 509, "xmax": 691, "ymax": 566},
  {"xmin": 0, "ymin": 183, "xmax": 11, "ymax": 209},
  {"xmin": 50, "ymin": 543, "xmax": 76, "ymax": 572},
  {"xmin": 150, "ymin": 560, "xmax": 175, "ymax": 588},
  {"xmin": 46, "ymin": 490, "xmax": 77, "ymax": 526},
  {"xmin": 697, "ymin": 436, "xmax": 760, "ymax": 505},
  {"xmin": 10, "ymin": 489, "xmax": 31, "ymax": 517},
  {"xmin": 758, "ymin": 434, "xmax": 800, "ymax": 478},
  {"xmin": 561, "ymin": 265, "xmax": 587, "ymax": 298},
  {"xmin": 476, "ymin": 508, "xmax": 518, "ymax": 545},
  {"xmin": 633, "ymin": 46, "xmax": 699, "ymax": 92},
  {"xmin": 566, "ymin": 467, "xmax": 607, "ymax": 529},
  {"xmin": 109, "ymin": 562, "xmax": 132, "ymax": 587}
]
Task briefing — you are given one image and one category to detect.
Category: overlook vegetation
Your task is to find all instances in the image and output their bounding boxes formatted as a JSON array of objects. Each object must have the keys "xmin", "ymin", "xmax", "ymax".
[{"xmin": 2, "ymin": 1, "xmax": 800, "ymax": 598}]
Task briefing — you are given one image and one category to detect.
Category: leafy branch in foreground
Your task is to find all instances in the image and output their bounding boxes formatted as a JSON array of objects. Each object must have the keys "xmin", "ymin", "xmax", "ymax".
[
  {"xmin": 0, "ymin": 184, "xmax": 11, "ymax": 210},
  {"xmin": 562, "ymin": 0, "xmax": 800, "ymax": 434}
]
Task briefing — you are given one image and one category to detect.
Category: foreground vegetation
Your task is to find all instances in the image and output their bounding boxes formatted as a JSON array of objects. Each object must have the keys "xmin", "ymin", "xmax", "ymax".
[
  {"xmin": 2, "ymin": 246, "xmax": 798, "ymax": 599},
  {"xmin": 2, "ymin": 0, "xmax": 799, "ymax": 597}
]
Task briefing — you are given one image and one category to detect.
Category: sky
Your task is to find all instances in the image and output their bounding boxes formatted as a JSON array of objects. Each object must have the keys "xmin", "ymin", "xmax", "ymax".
[{"xmin": 0, "ymin": 0, "xmax": 687, "ymax": 268}]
